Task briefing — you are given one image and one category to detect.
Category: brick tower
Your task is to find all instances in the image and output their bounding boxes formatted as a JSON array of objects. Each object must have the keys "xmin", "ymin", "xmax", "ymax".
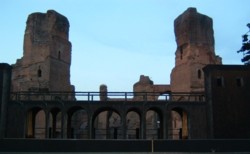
[
  {"xmin": 170, "ymin": 8, "xmax": 221, "ymax": 93},
  {"xmin": 11, "ymin": 10, "xmax": 74, "ymax": 93}
]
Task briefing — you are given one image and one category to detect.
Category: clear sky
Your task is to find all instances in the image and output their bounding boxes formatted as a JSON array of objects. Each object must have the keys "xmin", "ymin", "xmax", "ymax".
[{"xmin": 0, "ymin": 0, "xmax": 249, "ymax": 92}]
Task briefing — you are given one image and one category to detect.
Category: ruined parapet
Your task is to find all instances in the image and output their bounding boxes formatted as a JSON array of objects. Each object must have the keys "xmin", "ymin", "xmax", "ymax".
[
  {"xmin": 100, "ymin": 84, "xmax": 108, "ymax": 101},
  {"xmin": 170, "ymin": 8, "xmax": 222, "ymax": 93},
  {"xmin": 133, "ymin": 75, "xmax": 155, "ymax": 101},
  {"xmin": 12, "ymin": 10, "xmax": 74, "ymax": 97},
  {"xmin": 133, "ymin": 75, "xmax": 170, "ymax": 101}
]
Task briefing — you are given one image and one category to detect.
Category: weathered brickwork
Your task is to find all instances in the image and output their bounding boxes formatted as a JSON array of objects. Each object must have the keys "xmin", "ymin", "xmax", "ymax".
[
  {"xmin": 11, "ymin": 10, "xmax": 74, "ymax": 93},
  {"xmin": 170, "ymin": 8, "xmax": 222, "ymax": 93},
  {"xmin": 2, "ymin": 8, "xmax": 248, "ymax": 141}
]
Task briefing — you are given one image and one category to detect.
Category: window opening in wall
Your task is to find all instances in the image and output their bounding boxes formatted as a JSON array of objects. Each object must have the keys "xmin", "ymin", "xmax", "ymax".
[
  {"xmin": 216, "ymin": 77, "xmax": 224, "ymax": 87},
  {"xmin": 180, "ymin": 46, "xmax": 183, "ymax": 60},
  {"xmin": 236, "ymin": 77, "xmax": 244, "ymax": 87},
  {"xmin": 38, "ymin": 67, "xmax": 42, "ymax": 77},
  {"xmin": 58, "ymin": 51, "xmax": 61, "ymax": 60},
  {"xmin": 198, "ymin": 69, "xmax": 202, "ymax": 79}
]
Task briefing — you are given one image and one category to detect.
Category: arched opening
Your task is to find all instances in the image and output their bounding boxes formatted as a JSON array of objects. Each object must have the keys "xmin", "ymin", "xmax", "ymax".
[
  {"xmin": 49, "ymin": 108, "xmax": 62, "ymax": 138},
  {"xmin": 71, "ymin": 109, "xmax": 88, "ymax": 139},
  {"xmin": 37, "ymin": 68, "xmax": 42, "ymax": 77},
  {"xmin": 168, "ymin": 108, "xmax": 188, "ymax": 140},
  {"xmin": 146, "ymin": 109, "xmax": 163, "ymax": 139},
  {"xmin": 26, "ymin": 108, "xmax": 46, "ymax": 139},
  {"xmin": 126, "ymin": 110, "xmax": 140, "ymax": 139},
  {"xmin": 67, "ymin": 107, "xmax": 88, "ymax": 139},
  {"xmin": 198, "ymin": 69, "xmax": 202, "ymax": 79},
  {"xmin": 58, "ymin": 50, "xmax": 61, "ymax": 60},
  {"xmin": 93, "ymin": 109, "xmax": 121, "ymax": 139},
  {"xmin": 34, "ymin": 110, "xmax": 46, "ymax": 138}
]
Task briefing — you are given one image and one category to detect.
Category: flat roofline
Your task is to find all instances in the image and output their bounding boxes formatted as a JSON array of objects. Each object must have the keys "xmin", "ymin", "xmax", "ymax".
[{"xmin": 203, "ymin": 64, "xmax": 250, "ymax": 72}]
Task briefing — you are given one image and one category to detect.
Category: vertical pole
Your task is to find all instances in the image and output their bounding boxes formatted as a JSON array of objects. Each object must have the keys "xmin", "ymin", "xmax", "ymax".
[{"xmin": 0, "ymin": 64, "xmax": 11, "ymax": 139}]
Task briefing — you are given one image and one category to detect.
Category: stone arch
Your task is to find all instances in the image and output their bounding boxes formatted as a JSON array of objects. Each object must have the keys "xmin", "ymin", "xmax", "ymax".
[
  {"xmin": 145, "ymin": 107, "xmax": 163, "ymax": 139},
  {"xmin": 92, "ymin": 107, "xmax": 122, "ymax": 139},
  {"xmin": 126, "ymin": 108, "xmax": 141, "ymax": 139},
  {"xmin": 67, "ymin": 106, "xmax": 88, "ymax": 139},
  {"xmin": 25, "ymin": 107, "xmax": 46, "ymax": 138},
  {"xmin": 169, "ymin": 107, "xmax": 189, "ymax": 139}
]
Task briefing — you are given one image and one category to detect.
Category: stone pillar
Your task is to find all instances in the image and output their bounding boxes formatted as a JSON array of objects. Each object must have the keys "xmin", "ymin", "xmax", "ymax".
[
  {"xmin": 121, "ymin": 111, "xmax": 127, "ymax": 139},
  {"xmin": 52, "ymin": 113, "xmax": 57, "ymax": 138},
  {"xmin": 100, "ymin": 84, "xmax": 108, "ymax": 101},
  {"xmin": 162, "ymin": 110, "xmax": 168, "ymax": 139},
  {"xmin": 0, "ymin": 63, "xmax": 12, "ymax": 139},
  {"xmin": 88, "ymin": 114, "xmax": 93, "ymax": 139},
  {"xmin": 45, "ymin": 110, "xmax": 50, "ymax": 138},
  {"xmin": 61, "ymin": 111, "xmax": 66, "ymax": 138},
  {"xmin": 141, "ymin": 111, "xmax": 146, "ymax": 139}
]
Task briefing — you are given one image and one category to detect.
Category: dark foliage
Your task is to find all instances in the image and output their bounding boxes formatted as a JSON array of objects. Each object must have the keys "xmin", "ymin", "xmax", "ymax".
[{"xmin": 237, "ymin": 23, "xmax": 250, "ymax": 65}]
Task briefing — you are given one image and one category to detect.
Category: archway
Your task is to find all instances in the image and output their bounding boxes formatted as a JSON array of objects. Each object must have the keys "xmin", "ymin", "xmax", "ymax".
[
  {"xmin": 93, "ymin": 108, "xmax": 121, "ymax": 139},
  {"xmin": 67, "ymin": 107, "xmax": 88, "ymax": 139},
  {"xmin": 126, "ymin": 110, "xmax": 140, "ymax": 139},
  {"xmin": 34, "ymin": 110, "xmax": 46, "ymax": 138},
  {"xmin": 26, "ymin": 107, "xmax": 46, "ymax": 138},
  {"xmin": 146, "ymin": 109, "xmax": 163, "ymax": 139},
  {"xmin": 71, "ymin": 109, "xmax": 88, "ymax": 139},
  {"xmin": 169, "ymin": 108, "xmax": 188, "ymax": 139}
]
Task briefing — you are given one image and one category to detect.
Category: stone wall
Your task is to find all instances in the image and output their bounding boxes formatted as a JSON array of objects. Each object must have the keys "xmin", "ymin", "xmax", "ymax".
[
  {"xmin": 11, "ymin": 10, "xmax": 74, "ymax": 94},
  {"xmin": 170, "ymin": 8, "xmax": 222, "ymax": 93},
  {"xmin": 204, "ymin": 65, "xmax": 250, "ymax": 138}
]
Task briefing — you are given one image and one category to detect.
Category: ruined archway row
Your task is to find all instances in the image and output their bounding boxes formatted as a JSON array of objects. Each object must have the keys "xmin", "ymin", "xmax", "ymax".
[{"xmin": 7, "ymin": 100, "xmax": 206, "ymax": 139}]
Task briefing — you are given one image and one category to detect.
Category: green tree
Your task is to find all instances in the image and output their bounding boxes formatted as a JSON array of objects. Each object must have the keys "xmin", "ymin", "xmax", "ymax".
[{"xmin": 237, "ymin": 23, "xmax": 250, "ymax": 65}]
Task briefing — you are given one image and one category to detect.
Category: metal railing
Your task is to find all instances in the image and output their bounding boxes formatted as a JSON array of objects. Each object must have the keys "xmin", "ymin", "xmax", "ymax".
[{"xmin": 10, "ymin": 91, "xmax": 205, "ymax": 102}]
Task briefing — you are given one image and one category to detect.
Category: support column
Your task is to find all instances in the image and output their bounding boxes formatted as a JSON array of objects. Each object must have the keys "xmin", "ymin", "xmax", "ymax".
[
  {"xmin": 67, "ymin": 115, "xmax": 72, "ymax": 138},
  {"xmin": 0, "ymin": 63, "xmax": 11, "ymax": 139},
  {"xmin": 61, "ymin": 111, "xmax": 66, "ymax": 138},
  {"xmin": 88, "ymin": 114, "xmax": 93, "ymax": 139},
  {"xmin": 52, "ymin": 113, "xmax": 57, "ymax": 138},
  {"xmin": 163, "ymin": 110, "xmax": 169, "ymax": 139},
  {"xmin": 45, "ymin": 111, "xmax": 50, "ymax": 138},
  {"xmin": 121, "ymin": 111, "xmax": 127, "ymax": 139},
  {"xmin": 141, "ymin": 111, "xmax": 146, "ymax": 139}
]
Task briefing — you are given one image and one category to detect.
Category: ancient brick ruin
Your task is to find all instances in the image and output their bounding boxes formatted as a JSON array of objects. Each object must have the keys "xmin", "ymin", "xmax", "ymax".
[
  {"xmin": 2, "ymin": 7, "xmax": 248, "ymax": 142},
  {"xmin": 170, "ymin": 8, "xmax": 221, "ymax": 93},
  {"xmin": 99, "ymin": 8, "xmax": 222, "ymax": 139},
  {"xmin": 9, "ymin": 8, "xmax": 222, "ymax": 140},
  {"xmin": 11, "ymin": 10, "xmax": 74, "ymax": 94}
]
